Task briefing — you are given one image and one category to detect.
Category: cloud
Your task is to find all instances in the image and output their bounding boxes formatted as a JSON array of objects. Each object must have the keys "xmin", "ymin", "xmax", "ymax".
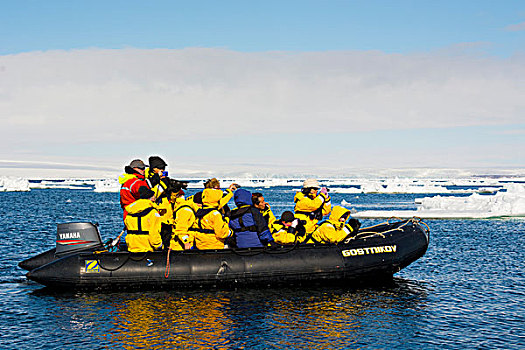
[
  {"xmin": 0, "ymin": 48, "xmax": 524, "ymax": 170},
  {"xmin": 505, "ymin": 21, "xmax": 525, "ymax": 32}
]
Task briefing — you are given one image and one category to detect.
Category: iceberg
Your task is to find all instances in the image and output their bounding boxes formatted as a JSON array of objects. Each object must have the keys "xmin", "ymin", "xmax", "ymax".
[
  {"xmin": 353, "ymin": 184, "xmax": 525, "ymax": 219},
  {"xmin": 29, "ymin": 179, "xmax": 94, "ymax": 190},
  {"xmin": 93, "ymin": 179, "xmax": 121, "ymax": 193},
  {"xmin": 0, "ymin": 176, "xmax": 31, "ymax": 192}
]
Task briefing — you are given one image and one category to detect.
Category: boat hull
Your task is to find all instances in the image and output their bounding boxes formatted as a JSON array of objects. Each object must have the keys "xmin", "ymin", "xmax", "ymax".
[
  {"xmin": 18, "ymin": 248, "xmax": 56, "ymax": 271},
  {"xmin": 26, "ymin": 220, "xmax": 429, "ymax": 290}
]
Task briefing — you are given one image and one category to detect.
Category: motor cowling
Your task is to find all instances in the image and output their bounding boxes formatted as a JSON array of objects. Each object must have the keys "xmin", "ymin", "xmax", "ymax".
[{"xmin": 55, "ymin": 222, "xmax": 103, "ymax": 258}]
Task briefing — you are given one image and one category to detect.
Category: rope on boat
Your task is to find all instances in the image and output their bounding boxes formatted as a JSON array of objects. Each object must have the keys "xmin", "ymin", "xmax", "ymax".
[
  {"xmin": 96, "ymin": 255, "xmax": 130, "ymax": 272},
  {"xmin": 412, "ymin": 217, "xmax": 430, "ymax": 233},
  {"xmin": 344, "ymin": 217, "xmax": 428, "ymax": 244},
  {"xmin": 165, "ymin": 248, "xmax": 172, "ymax": 278},
  {"xmin": 96, "ymin": 252, "xmax": 149, "ymax": 272},
  {"xmin": 232, "ymin": 229, "xmax": 305, "ymax": 256}
]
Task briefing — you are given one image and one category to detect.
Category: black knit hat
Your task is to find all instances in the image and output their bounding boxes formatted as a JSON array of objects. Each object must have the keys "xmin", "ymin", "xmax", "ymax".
[
  {"xmin": 138, "ymin": 186, "xmax": 155, "ymax": 199},
  {"xmin": 148, "ymin": 156, "xmax": 167, "ymax": 170},
  {"xmin": 280, "ymin": 211, "xmax": 295, "ymax": 223}
]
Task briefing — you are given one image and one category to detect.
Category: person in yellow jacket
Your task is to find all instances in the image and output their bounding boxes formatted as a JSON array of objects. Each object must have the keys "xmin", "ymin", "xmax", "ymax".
[
  {"xmin": 145, "ymin": 156, "xmax": 170, "ymax": 199},
  {"xmin": 310, "ymin": 206, "xmax": 356, "ymax": 244},
  {"xmin": 190, "ymin": 188, "xmax": 232, "ymax": 250},
  {"xmin": 271, "ymin": 211, "xmax": 305, "ymax": 245},
  {"xmin": 203, "ymin": 177, "xmax": 239, "ymax": 216},
  {"xmin": 124, "ymin": 187, "xmax": 165, "ymax": 252},
  {"xmin": 170, "ymin": 196, "xmax": 200, "ymax": 250},
  {"xmin": 294, "ymin": 179, "xmax": 331, "ymax": 234}
]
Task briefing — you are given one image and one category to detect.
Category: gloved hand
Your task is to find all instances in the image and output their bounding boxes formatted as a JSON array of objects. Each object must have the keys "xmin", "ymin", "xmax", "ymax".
[
  {"xmin": 320, "ymin": 187, "xmax": 328, "ymax": 196},
  {"xmin": 160, "ymin": 177, "xmax": 170, "ymax": 189},
  {"xmin": 296, "ymin": 223, "xmax": 307, "ymax": 237},
  {"xmin": 291, "ymin": 218, "xmax": 299, "ymax": 228},
  {"xmin": 149, "ymin": 173, "xmax": 160, "ymax": 187},
  {"xmin": 348, "ymin": 218, "xmax": 361, "ymax": 232}
]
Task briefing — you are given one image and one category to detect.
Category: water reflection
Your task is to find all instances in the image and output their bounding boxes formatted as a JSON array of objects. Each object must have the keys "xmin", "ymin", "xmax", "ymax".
[
  {"xmin": 108, "ymin": 294, "xmax": 234, "ymax": 349},
  {"xmin": 31, "ymin": 278, "xmax": 429, "ymax": 349}
]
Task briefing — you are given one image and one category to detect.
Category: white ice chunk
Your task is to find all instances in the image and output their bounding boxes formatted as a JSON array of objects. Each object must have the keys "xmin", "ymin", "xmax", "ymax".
[
  {"xmin": 0, "ymin": 176, "xmax": 30, "ymax": 192},
  {"xmin": 330, "ymin": 187, "xmax": 362, "ymax": 194},
  {"xmin": 355, "ymin": 183, "xmax": 525, "ymax": 219},
  {"xmin": 29, "ymin": 178, "xmax": 95, "ymax": 189},
  {"xmin": 93, "ymin": 178, "xmax": 121, "ymax": 193}
]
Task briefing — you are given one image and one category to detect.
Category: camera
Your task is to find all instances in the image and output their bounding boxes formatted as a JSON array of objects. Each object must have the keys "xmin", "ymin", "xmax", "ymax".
[{"xmin": 168, "ymin": 179, "xmax": 189, "ymax": 193}]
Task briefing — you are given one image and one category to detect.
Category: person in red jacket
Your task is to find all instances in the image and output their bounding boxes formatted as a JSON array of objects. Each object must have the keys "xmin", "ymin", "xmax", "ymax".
[{"xmin": 119, "ymin": 159, "xmax": 151, "ymax": 219}]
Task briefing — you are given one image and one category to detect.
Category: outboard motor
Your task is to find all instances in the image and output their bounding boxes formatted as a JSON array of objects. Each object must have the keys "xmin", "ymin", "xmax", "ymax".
[{"xmin": 56, "ymin": 222, "xmax": 104, "ymax": 258}]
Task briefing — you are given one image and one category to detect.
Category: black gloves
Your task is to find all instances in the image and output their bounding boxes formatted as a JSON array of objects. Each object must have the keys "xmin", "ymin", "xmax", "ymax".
[
  {"xmin": 160, "ymin": 177, "xmax": 170, "ymax": 189},
  {"xmin": 348, "ymin": 218, "xmax": 361, "ymax": 232},
  {"xmin": 148, "ymin": 173, "xmax": 160, "ymax": 187}
]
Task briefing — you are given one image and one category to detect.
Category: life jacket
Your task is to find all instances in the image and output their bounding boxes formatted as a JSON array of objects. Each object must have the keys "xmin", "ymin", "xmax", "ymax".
[
  {"xmin": 189, "ymin": 208, "xmax": 222, "ymax": 235},
  {"xmin": 305, "ymin": 221, "xmax": 332, "ymax": 244},
  {"xmin": 229, "ymin": 206, "xmax": 258, "ymax": 233},
  {"xmin": 124, "ymin": 200, "xmax": 164, "ymax": 252},
  {"xmin": 126, "ymin": 206, "xmax": 155, "ymax": 235},
  {"xmin": 229, "ymin": 205, "xmax": 268, "ymax": 248},
  {"xmin": 164, "ymin": 202, "xmax": 198, "ymax": 250}
]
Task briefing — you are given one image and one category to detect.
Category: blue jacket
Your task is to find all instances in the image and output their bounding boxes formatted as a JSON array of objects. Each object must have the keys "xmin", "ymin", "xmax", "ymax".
[{"xmin": 229, "ymin": 189, "xmax": 273, "ymax": 248}]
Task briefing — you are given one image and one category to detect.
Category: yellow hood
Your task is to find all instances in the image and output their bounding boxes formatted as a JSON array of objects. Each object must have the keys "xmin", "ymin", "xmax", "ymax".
[
  {"xmin": 202, "ymin": 189, "xmax": 223, "ymax": 208},
  {"xmin": 329, "ymin": 206, "xmax": 350, "ymax": 222},
  {"xmin": 175, "ymin": 198, "xmax": 199, "ymax": 211},
  {"xmin": 118, "ymin": 173, "xmax": 138, "ymax": 185}
]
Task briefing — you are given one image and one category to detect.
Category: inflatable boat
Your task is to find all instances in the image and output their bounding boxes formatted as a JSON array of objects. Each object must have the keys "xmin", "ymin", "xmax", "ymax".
[{"xmin": 22, "ymin": 218, "xmax": 429, "ymax": 290}]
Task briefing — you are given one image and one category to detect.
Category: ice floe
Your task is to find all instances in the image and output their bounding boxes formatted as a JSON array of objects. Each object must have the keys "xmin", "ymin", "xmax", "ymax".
[
  {"xmin": 29, "ymin": 179, "xmax": 94, "ymax": 190},
  {"xmin": 93, "ymin": 179, "xmax": 121, "ymax": 193},
  {"xmin": 0, "ymin": 176, "xmax": 31, "ymax": 192},
  {"xmin": 353, "ymin": 183, "xmax": 525, "ymax": 219},
  {"xmin": 330, "ymin": 178, "xmax": 500, "ymax": 194}
]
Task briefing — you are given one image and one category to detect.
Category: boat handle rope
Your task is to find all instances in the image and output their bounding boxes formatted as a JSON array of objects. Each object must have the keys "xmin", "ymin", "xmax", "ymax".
[
  {"xmin": 216, "ymin": 260, "xmax": 229, "ymax": 276},
  {"xmin": 230, "ymin": 231, "xmax": 304, "ymax": 256},
  {"xmin": 96, "ymin": 255, "xmax": 130, "ymax": 272},
  {"xmin": 344, "ymin": 217, "xmax": 429, "ymax": 244},
  {"xmin": 412, "ymin": 217, "xmax": 430, "ymax": 233},
  {"xmin": 344, "ymin": 231, "xmax": 388, "ymax": 244},
  {"xmin": 261, "ymin": 232, "xmax": 305, "ymax": 255},
  {"xmin": 165, "ymin": 248, "xmax": 172, "ymax": 278},
  {"xmin": 95, "ymin": 252, "xmax": 149, "ymax": 272}
]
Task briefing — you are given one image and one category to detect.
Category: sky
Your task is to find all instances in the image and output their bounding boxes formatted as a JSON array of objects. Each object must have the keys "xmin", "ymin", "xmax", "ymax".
[{"xmin": 0, "ymin": 1, "xmax": 524, "ymax": 178}]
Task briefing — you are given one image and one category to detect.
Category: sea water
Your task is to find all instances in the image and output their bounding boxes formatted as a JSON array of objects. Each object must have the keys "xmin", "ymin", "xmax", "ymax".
[{"xmin": 1, "ymin": 188, "xmax": 524, "ymax": 349}]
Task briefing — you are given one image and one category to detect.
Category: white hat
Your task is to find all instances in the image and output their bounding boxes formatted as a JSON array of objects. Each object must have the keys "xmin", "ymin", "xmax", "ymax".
[{"xmin": 303, "ymin": 179, "xmax": 320, "ymax": 189}]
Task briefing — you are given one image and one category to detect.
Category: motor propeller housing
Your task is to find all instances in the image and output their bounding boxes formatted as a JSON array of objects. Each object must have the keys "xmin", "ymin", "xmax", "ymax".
[{"xmin": 56, "ymin": 222, "xmax": 103, "ymax": 258}]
